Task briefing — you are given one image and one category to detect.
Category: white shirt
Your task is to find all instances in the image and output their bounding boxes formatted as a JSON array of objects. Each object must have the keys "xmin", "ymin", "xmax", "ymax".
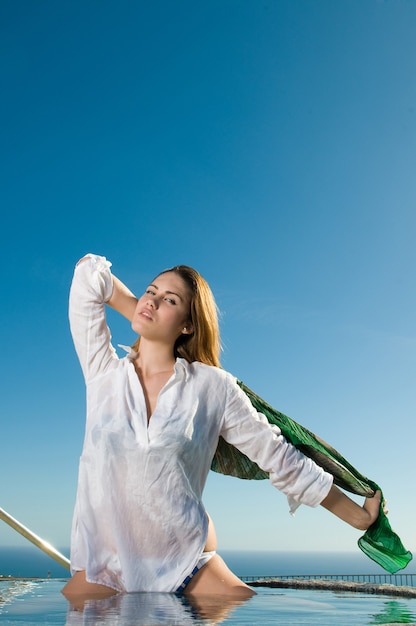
[{"xmin": 68, "ymin": 254, "xmax": 333, "ymax": 593}]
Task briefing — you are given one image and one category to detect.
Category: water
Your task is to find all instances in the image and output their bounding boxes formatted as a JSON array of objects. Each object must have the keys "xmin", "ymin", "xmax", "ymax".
[
  {"xmin": 2, "ymin": 547, "xmax": 415, "ymax": 580},
  {"xmin": 0, "ymin": 580, "xmax": 416, "ymax": 625},
  {"xmin": 0, "ymin": 547, "xmax": 70, "ymax": 580},
  {"xmin": 221, "ymin": 549, "xmax": 416, "ymax": 578},
  {"xmin": 1, "ymin": 549, "xmax": 416, "ymax": 625}
]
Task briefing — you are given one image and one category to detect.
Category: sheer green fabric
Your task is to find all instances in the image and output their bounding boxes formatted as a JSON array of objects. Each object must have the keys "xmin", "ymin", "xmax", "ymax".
[{"xmin": 211, "ymin": 381, "xmax": 412, "ymax": 574}]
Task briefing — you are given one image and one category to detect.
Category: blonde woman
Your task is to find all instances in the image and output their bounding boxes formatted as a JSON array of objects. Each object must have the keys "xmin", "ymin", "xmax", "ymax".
[{"xmin": 62, "ymin": 254, "xmax": 380, "ymax": 601}]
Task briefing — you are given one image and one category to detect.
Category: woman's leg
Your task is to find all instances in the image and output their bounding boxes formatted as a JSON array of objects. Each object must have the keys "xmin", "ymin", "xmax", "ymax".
[
  {"xmin": 185, "ymin": 513, "xmax": 254, "ymax": 597},
  {"xmin": 62, "ymin": 570, "xmax": 118, "ymax": 601},
  {"xmin": 183, "ymin": 554, "xmax": 256, "ymax": 598}
]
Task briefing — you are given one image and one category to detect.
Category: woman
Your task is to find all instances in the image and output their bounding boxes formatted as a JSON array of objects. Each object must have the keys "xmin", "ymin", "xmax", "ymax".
[{"xmin": 62, "ymin": 254, "xmax": 381, "ymax": 601}]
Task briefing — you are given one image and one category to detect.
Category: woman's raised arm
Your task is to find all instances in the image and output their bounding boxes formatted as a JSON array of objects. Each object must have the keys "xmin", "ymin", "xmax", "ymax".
[
  {"xmin": 77, "ymin": 255, "xmax": 138, "ymax": 321},
  {"xmin": 107, "ymin": 275, "xmax": 138, "ymax": 322}
]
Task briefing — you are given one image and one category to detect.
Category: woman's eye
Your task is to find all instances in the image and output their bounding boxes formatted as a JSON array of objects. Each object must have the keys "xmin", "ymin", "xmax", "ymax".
[
  {"xmin": 165, "ymin": 297, "xmax": 176, "ymax": 305},
  {"xmin": 145, "ymin": 289, "xmax": 155, "ymax": 295}
]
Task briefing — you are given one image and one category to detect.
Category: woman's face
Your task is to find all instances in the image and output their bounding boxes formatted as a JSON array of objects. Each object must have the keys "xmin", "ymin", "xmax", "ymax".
[{"xmin": 132, "ymin": 271, "xmax": 193, "ymax": 345}]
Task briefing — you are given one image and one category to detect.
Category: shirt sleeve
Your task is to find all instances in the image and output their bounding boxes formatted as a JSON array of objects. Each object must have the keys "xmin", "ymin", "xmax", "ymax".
[
  {"xmin": 220, "ymin": 373, "xmax": 333, "ymax": 514},
  {"xmin": 69, "ymin": 253, "xmax": 118, "ymax": 383}
]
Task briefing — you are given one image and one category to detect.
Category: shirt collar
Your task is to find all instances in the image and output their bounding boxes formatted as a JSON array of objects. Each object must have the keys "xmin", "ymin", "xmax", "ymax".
[
  {"xmin": 173, "ymin": 358, "xmax": 190, "ymax": 381},
  {"xmin": 118, "ymin": 345, "xmax": 190, "ymax": 381}
]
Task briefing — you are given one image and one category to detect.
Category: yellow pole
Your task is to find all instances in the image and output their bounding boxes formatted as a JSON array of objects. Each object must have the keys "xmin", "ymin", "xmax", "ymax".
[{"xmin": 0, "ymin": 507, "xmax": 70, "ymax": 571}]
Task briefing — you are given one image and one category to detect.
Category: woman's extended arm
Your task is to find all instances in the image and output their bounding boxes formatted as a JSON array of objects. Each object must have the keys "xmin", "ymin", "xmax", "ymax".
[
  {"xmin": 320, "ymin": 485, "xmax": 381, "ymax": 530},
  {"xmin": 107, "ymin": 275, "xmax": 137, "ymax": 321}
]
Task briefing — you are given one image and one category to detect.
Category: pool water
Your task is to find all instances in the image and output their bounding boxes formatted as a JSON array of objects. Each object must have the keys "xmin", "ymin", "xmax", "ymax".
[{"xmin": 1, "ymin": 579, "xmax": 415, "ymax": 625}]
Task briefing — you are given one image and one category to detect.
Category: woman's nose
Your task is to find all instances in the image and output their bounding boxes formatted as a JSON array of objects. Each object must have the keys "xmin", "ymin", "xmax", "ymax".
[{"xmin": 146, "ymin": 296, "xmax": 157, "ymax": 308}]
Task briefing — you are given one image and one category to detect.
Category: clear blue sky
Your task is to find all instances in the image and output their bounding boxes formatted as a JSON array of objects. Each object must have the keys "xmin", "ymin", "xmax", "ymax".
[{"xmin": 1, "ymin": 0, "xmax": 415, "ymax": 568}]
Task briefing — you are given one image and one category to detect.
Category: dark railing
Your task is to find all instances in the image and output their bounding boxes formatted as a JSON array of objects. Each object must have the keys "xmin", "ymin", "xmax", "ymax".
[{"xmin": 241, "ymin": 573, "xmax": 416, "ymax": 587}]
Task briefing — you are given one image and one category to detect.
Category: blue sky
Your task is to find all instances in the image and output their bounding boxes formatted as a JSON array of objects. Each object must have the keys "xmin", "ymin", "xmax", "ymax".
[{"xmin": 1, "ymin": 0, "xmax": 415, "ymax": 570}]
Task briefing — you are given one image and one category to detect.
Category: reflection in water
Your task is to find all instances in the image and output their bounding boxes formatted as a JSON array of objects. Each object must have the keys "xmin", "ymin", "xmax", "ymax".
[
  {"xmin": 65, "ymin": 590, "xmax": 248, "ymax": 625},
  {"xmin": 371, "ymin": 600, "xmax": 416, "ymax": 625}
]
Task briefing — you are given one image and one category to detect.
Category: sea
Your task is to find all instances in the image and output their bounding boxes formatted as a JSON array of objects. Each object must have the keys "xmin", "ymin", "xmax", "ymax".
[
  {"xmin": 1, "ymin": 546, "xmax": 416, "ymax": 580},
  {"xmin": 1, "ymin": 548, "xmax": 416, "ymax": 625}
]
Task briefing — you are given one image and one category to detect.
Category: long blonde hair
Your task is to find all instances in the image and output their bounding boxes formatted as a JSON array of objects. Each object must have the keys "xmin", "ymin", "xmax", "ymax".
[{"xmin": 132, "ymin": 265, "xmax": 221, "ymax": 367}]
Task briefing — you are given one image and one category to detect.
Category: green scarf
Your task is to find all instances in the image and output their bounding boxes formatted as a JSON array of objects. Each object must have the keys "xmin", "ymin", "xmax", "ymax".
[{"xmin": 210, "ymin": 380, "xmax": 412, "ymax": 574}]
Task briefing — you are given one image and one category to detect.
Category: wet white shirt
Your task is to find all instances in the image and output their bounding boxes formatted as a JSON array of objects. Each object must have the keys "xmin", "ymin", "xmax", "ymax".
[{"xmin": 68, "ymin": 255, "xmax": 333, "ymax": 593}]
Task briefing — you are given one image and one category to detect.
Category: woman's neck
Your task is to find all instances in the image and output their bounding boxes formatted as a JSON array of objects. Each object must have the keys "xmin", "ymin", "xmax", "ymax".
[{"xmin": 134, "ymin": 338, "xmax": 176, "ymax": 377}]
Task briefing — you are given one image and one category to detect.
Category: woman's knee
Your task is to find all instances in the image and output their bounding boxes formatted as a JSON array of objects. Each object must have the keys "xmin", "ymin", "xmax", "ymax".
[{"xmin": 61, "ymin": 570, "xmax": 118, "ymax": 601}]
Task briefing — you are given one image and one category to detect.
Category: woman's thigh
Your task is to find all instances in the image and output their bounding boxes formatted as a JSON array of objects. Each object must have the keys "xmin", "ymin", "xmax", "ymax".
[{"xmin": 183, "ymin": 554, "xmax": 256, "ymax": 598}]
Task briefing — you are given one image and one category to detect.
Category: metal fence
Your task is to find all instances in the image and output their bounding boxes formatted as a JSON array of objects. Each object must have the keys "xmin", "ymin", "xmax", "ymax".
[{"xmin": 241, "ymin": 573, "xmax": 416, "ymax": 587}]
